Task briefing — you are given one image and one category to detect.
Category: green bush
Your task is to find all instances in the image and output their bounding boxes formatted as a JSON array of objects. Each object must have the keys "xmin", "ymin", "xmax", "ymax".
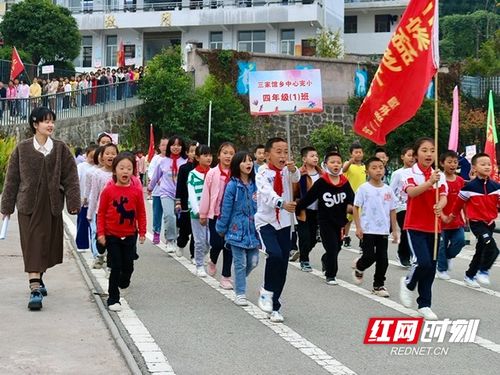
[
  {"xmin": 0, "ymin": 137, "xmax": 16, "ymax": 192},
  {"xmin": 309, "ymin": 123, "xmax": 358, "ymax": 159}
]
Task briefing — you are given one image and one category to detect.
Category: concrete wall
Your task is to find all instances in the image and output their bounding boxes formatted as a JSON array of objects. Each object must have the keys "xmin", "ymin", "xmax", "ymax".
[{"xmin": 188, "ymin": 49, "xmax": 361, "ymax": 104}]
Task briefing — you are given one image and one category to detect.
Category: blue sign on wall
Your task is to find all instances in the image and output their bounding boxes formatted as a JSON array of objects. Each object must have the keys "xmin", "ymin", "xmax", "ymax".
[
  {"xmin": 237, "ymin": 61, "xmax": 257, "ymax": 95},
  {"xmin": 354, "ymin": 69, "xmax": 368, "ymax": 97}
]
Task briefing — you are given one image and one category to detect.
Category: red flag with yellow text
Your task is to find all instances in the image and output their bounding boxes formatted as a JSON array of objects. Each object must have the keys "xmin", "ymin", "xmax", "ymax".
[
  {"xmin": 353, "ymin": 0, "xmax": 439, "ymax": 145},
  {"xmin": 10, "ymin": 46, "xmax": 25, "ymax": 81}
]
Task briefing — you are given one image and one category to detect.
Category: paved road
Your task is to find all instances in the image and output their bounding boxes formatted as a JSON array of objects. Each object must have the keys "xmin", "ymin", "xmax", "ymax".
[{"xmin": 66, "ymin": 199, "xmax": 500, "ymax": 375}]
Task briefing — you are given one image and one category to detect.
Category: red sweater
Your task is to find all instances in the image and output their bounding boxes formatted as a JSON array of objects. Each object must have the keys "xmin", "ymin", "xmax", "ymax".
[
  {"xmin": 442, "ymin": 176, "xmax": 465, "ymax": 230},
  {"xmin": 97, "ymin": 183, "xmax": 147, "ymax": 238}
]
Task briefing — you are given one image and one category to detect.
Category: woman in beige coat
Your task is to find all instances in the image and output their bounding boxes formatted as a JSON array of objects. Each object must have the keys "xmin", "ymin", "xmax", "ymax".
[{"xmin": 1, "ymin": 106, "xmax": 80, "ymax": 310}]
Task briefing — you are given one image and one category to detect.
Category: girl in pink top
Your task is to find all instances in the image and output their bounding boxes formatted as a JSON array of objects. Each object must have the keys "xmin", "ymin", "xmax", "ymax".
[{"xmin": 199, "ymin": 142, "xmax": 236, "ymax": 289}]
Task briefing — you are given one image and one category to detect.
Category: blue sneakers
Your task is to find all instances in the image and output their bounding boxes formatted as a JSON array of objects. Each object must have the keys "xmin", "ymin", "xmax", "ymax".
[
  {"xmin": 28, "ymin": 289, "xmax": 43, "ymax": 310},
  {"xmin": 39, "ymin": 283, "xmax": 48, "ymax": 296}
]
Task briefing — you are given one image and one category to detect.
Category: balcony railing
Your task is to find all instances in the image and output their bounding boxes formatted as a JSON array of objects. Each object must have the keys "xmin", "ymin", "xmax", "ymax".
[
  {"xmin": 0, "ymin": 80, "xmax": 142, "ymax": 133},
  {"xmin": 70, "ymin": 0, "xmax": 318, "ymax": 14}
]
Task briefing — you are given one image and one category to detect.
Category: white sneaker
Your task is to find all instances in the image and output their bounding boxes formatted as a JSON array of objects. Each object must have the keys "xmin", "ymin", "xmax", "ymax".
[
  {"xmin": 108, "ymin": 303, "xmax": 122, "ymax": 312},
  {"xmin": 191, "ymin": 257, "xmax": 196, "ymax": 265},
  {"xmin": 268, "ymin": 311, "xmax": 284, "ymax": 323},
  {"xmin": 399, "ymin": 276, "xmax": 414, "ymax": 308},
  {"xmin": 464, "ymin": 276, "xmax": 480, "ymax": 288},
  {"xmin": 258, "ymin": 288, "xmax": 273, "ymax": 313},
  {"xmin": 418, "ymin": 307, "xmax": 438, "ymax": 320},
  {"xmin": 196, "ymin": 267, "xmax": 207, "ymax": 278},
  {"xmin": 372, "ymin": 286, "xmax": 390, "ymax": 298},
  {"xmin": 92, "ymin": 255, "xmax": 105, "ymax": 269},
  {"xmin": 166, "ymin": 242, "xmax": 176, "ymax": 253},
  {"xmin": 476, "ymin": 271, "xmax": 491, "ymax": 286},
  {"xmin": 447, "ymin": 258, "xmax": 454, "ymax": 271},
  {"xmin": 436, "ymin": 271, "xmax": 451, "ymax": 280},
  {"xmin": 234, "ymin": 295, "xmax": 248, "ymax": 306},
  {"xmin": 175, "ymin": 246, "xmax": 184, "ymax": 257}
]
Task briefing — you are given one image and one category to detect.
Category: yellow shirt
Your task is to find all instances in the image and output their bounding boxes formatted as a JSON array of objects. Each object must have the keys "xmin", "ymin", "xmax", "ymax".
[{"xmin": 344, "ymin": 163, "xmax": 366, "ymax": 193}]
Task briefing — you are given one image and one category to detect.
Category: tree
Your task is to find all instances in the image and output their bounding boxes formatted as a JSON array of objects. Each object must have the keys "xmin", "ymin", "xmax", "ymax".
[
  {"xmin": 464, "ymin": 29, "xmax": 500, "ymax": 76},
  {"xmin": 440, "ymin": 10, "xmax": 500, "ymax": 62},
  {"xmin": 0, "ymin": 0, "xmax": 80, "ymax": 65},
  {"xmin": 314, "ymin": 28, "xmax": 343, "ymax": 59},
  {"xmin": 0, "ymin": 46, "xmax": 32, "ymax": 64},
  {"xmin": 309, "ymin": 123, "xmax": 357, "ymax": 158},
  {"xmin": 440, "ymin": 0, "xmax": 498, "ymax": 16}
]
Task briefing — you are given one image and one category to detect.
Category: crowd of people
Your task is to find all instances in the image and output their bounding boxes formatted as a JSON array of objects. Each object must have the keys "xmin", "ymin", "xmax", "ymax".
[
  {"xmin": 0, "ymin": 67, "xmax": 143, "ymax": 120},
  {"xmin": 1, "ymin": 106, "xmax": 499, "ymax": 323}
]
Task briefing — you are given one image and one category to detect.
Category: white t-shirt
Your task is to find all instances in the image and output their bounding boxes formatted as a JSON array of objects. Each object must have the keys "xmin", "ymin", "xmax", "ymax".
[
  {"xmin": 390, "ymin": 167, "xmax": 411, "ymax": 213},
  {"xmin": 354, "ymin": 182, "xmax": 397, "ymax": 235},
  {"xmin": 306, "ymin": 172, "xmax": 321, "ymax": 210}
]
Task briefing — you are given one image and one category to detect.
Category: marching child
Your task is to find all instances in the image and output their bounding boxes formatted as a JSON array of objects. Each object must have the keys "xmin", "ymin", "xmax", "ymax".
[
  {"xmin": 436, "ymin": 150, "xmax": 465, "ymax": 280},
  {"xmin": 147, "ymin": 137, "xmax": 168, "ymax": 244},
  {"xmin": 216, "ymin": 151, "xmax": 260, "ymax": 306},
  {"xmin": 188, "ymin": 145, "xmax": 213, "ymax": 277},
  {"xmin": 76, "ymin": 144, "xmax": 98, "ymax": 251},
  {"xmin": 97, "ymin": 153, "xmax": 146, "ymax": 311},
  {"xmin": 176, "ymin": 141, "xmax": 198, "ymax": 260},
  {"xmin": 390, "ymin": 146, "xmax": 415, "ymax": 267},
  {"xmin": 352, "ymin": 157, "xmax": 398, "ymax": 297},
  {"xmin": 199, "ymin": 142, "xmax": 236, "ymax": 289},
  {"xmin": 342, "ymin": 142, "xmax": 366, "ymax": 248},
  {"xmin": 256, "ymin": 137, "xmax": 300, "ymax": 322},
  {"xmin": 445, "ymin": 153, "xmax": 500, "ymax": 288},
  {"xmin": 294, "ymin": 146, "xmax": 321, "ymax": 271},
  {"xmin": 296, "ymin": 151, "xmax": 354, "ymax": 285},
  {"xmin": 399, "ymin": 137, "xmax": 447, "ymax": 321},
  {"xmin": 254, "ymin": 144, "xmax": 266, "ymax": 174}
]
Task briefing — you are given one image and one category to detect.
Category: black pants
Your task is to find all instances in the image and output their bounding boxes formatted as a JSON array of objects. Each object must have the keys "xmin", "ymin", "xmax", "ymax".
[
  {"xmin": 177, "ymin": 211, "xmax": 195, "ymax": 258},
  {"xmin": 106, "ymin": 235, "xmax": 138, "ymax": 305},
  {"xmin": 298, "ymin": 209, "xmax": 318, "ymax": 262},
  {"xmin": 320, "ymin": 223, "xmax": 343, "ymax": 278},
  {"xmin": 466, "ymin": 221, "xmax": 500, "ymax": 278},
  {"xmin": 396, "ymin": 211, "xmax": 411, "ymax": 264},
  {"xmin": 355, "ymin": 234, "xmax": 389, "ymax": 287},
  {"xmin": 209, "ymin": 218, "xmax": 232, "ymax": 277}
]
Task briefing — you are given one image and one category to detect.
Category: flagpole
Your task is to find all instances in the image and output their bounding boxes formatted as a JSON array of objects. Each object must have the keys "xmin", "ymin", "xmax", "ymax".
[{"xmin": 433, "ymin": 72, "xmax": 439, "ymax": 260}]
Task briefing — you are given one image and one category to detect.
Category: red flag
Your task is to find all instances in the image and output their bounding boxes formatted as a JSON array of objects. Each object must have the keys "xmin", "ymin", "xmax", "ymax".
[
  {"xmin": 353, "ymin": 0, "xmax": 439, "ymax": 145},
  {"xmin": 10, "ymin": 46, "xmax": 25, "ymax": 81},
  {"xmin": 117, "ymin": 42, "xmax": 125, "ymax": 68},
  {"xmin": 484, "ymin": 90, "xmax": 498, "ymax": 180},
  {"xmin": 147, "ymin": 124, "xmax": 155, "ymax": 162}
]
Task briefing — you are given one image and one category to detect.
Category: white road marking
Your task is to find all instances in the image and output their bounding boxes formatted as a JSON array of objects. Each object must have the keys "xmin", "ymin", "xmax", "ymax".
[
  {"xmin": 146, "ymin": 232, "xmax": 357, "ymax": 375},
  {"xmin": 63, "ymin": 214, "xmax": 175, "ymax": 375},
  {"xmin": 342, "ymin": 247, "xmax": 500, "ymax": 299},
  {"xmin": 288, "ymin": 257, "xmax": 500, "ymax": 355}
]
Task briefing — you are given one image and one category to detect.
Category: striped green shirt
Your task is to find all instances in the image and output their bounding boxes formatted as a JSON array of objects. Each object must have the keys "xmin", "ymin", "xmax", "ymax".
[{"xmin": 187, "ymin": 169, "xmax": 206, "ymax": 219}]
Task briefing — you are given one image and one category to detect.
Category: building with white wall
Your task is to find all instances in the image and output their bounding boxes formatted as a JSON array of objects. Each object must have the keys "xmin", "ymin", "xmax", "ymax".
[{"xmin": 344, "ymin": 0, "xmax": 409, "ymax": 55}]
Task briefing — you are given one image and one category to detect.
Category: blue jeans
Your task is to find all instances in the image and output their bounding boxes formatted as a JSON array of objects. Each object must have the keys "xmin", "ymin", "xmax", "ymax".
[
  {"xmin": 406, "ymin": 230, "xmax": 438, "ymax": 309},
  {"xmin": 437, "ymin": 228, "xmax": 465, "ymax": 272},
  {"xmin": 231, "ymin": 245, "xmax": 259, "ymax": 296},
  {"xmin": 152, "ymin": 196, "xmax": 163, "ymax": 233},
  {"xmin": 161, "ymin": 196, "xmax": 177, "ymax": 241},
  {"xmin": 259, "ymin": 224, "xmax": 292, "ymax": 311}
]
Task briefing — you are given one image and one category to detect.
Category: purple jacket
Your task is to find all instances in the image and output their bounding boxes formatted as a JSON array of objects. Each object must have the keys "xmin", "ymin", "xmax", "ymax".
[{"xmin": 148, "ymin": 156, "xmax": 187, "ymax": 199}]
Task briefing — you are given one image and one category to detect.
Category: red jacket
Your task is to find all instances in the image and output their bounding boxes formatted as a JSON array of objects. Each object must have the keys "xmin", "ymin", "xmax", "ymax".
[{"xmin": 97, "ymin": 182, "xmax": 146, "ymax": 237}]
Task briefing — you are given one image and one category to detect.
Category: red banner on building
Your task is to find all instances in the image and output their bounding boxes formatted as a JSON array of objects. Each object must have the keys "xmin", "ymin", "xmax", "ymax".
[
  {"xmin": 10, "ymin": 46, "xmax": 25, "ymax": 81},
  {"xmin": 353, "ymin": 0, "xmax": 439, "ymax": 145}
]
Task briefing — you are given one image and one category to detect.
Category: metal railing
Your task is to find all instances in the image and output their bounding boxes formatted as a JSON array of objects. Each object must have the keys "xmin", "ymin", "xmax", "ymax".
[
  {"xmin": 68, "ymin": 0, "xmax": 318, "ymax": 13},
  {"xmin": 0, "ymin": 80, "xmax": 142, "ymax": 133}
]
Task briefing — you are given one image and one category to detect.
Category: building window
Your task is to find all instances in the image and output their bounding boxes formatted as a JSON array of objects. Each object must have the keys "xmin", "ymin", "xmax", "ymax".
[
  {"xmin": 82, "ymin": 36, "xmax": 93, "ymax": 68},
  {"xmin": 106, "ymin": 35, "xmax": 117, "ymax": 66},
  {"xmin": 344, "ymin": 16, "xmax": 357, "ymax": 34},
  {"xmin": 210, "ymin": 32, "xmax": 223, "ymax": 50},
  {"xmin": 238, "ymin": 30, "xmax": 265, "ymax": 53},
  {"xmin": 301, "ymin": 39, "xmax": 315, "ymax": 57},
  {"xmin": 375, "ymin": 14, "xmax": 391, "ymax": 33},
  {"xmin": 280, "ymin": 29, "xmax": 295, "ymax": 55},
  {"xmin": 124, "ymin": 44, "xmax": 136, "ymax": 59}
]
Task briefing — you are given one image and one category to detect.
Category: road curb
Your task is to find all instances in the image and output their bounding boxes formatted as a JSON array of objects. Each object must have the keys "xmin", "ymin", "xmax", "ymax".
[{"xmin": 63, "ymin": 225, "xmax": 143, "ymax": 375}]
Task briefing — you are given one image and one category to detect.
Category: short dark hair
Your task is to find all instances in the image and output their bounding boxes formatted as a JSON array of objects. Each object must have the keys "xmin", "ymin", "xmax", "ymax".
[
  {"xmin": 349, "ymin": 142, "xmax": 363, "ymax": 154},
  {"xmin": 265, "ymin": 137, "xmax": 286, "ymax": 152},
  {"xmin": 230, "ymin": 151, "xmax": 256, "ymax": 182},
  {"xmin": 29, "ymin": 106, "xmax": 56, "ymax": 134},
  {"xmin": 439, "ymin": 150, "xmax": 458, "ymax": 164},
  {"xmin": 99, "ymin": 143, "xmax": 119, "ymax": 160},
  {"xmin": 365, "ymin": 156, "xmax": 383, "ymax": 168},
  {"xmin": 97, "ymin": 132, "xmax": 113, "ymax": 145},
  {"xmin": 166, "ymin": 135, "xmax": 187, "ymax": 158},
  {"xmin": 254, "ymin": 144, "xmax": 265, "ymax": 153},
  {"xmin": 112, "ymin": 152, "xmax": 136, "ymax": 182},
  {"xmin": 413, "ymin": 137, "xmax": 434, "ymax": 156},
  {"xmin": 374, "ymin": 147, "xmax": 388, "ymax": 156},
  {"xmin": 74, "ymin": 147, "xmax": 83, "ymax": 157},
  {"xmin": 187, "ymin": 140, "xmax": 199, "ymax": 149},
  {"xmin": 194, "ymin": 144, "xmax": 212, "ymax": 167},
  {"xmin": 400, "ymin": 146, "xmax": 413, "ymax": 156},
  {"xmin": 324, "ymin": 151, "xmax": 342, "ymax": 163},
  {"xmin": 300, "ymin": 146, "xmax": 317, "ymax": 158},
  {"xmin": 471, "ymin": 152, "xmax": 490, "ymax": 165},
  {"xmin": 85, "ymin": 144, "xmax": 98, "ymax": 155},
  {"xmin": 217, "ymin": 141, "xmax": 236, "ymax": 156},
  {"xmin": 93, "ymin": 146, "xmax": 103, "ymax": 165}
]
